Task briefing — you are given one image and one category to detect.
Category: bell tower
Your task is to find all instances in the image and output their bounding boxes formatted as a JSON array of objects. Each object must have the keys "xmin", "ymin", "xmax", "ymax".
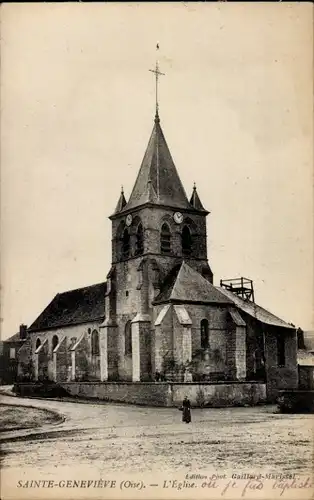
[
  {"xmin": 106, "ymin": 48, "xmax": 213, "ymax": 382},
  {"xmin": 110, "ymin": 109, "xmax": 213, "ymax": 279}
]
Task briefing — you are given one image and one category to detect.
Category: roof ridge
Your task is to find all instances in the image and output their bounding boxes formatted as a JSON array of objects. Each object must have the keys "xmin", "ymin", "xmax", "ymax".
[{"xmin": 57, "ymin": 281, "xmax": 106, "ymax": 296}]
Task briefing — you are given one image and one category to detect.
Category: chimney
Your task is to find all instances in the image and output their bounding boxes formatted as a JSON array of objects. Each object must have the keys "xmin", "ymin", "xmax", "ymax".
[{"xmin": 19, "ymin": 324, "xmax": 28, "ymax": 340}]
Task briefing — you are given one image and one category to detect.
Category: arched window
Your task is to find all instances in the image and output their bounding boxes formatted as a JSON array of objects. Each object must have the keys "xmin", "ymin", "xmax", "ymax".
[
  {"xmin": 160, "ymin": 223, "xmax": 171, "ymax": 254},
  {"xmin": 136, "ymin": 223, "xmax": 144, "ymax": 255},
  {"xmin": 52, "ymin": 335, "xmax": 59, "ymax": 352},
  {"xmin": 125, "ymin": 321, "xmax": 132, "ymax": 356},
  {"xmin": 182, "ymin": 225, "xmax": 192, "ymax": 255},
  {"xmin": 122, "ymin": 228, "xmax": 130, "ymax": 259},
  {"xmin": 200, "ymin": 319, "xmax": 209, "ymax": 349},
  {"xmin": 36, "ymin": 338, "xmax": 41, "ymax": 350},
  {"xmin": 91, "ymin": 330, "xmax": 100, "ymax": 356}
]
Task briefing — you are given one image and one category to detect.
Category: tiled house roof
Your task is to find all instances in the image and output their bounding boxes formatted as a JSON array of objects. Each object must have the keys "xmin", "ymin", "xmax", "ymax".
[{"xmin": 28, "ymin": 282, "xmax": 106, "ymax": 332}]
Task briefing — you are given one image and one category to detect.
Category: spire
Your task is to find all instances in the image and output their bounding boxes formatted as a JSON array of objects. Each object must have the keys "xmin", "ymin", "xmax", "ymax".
[
  {"xmin": 123, "ymin": 116, "xmax": 191, "ymax": 211},
  {"xmin": 111, "ymin": 46, "xmax": 208, "ymax": 216},
  {"xmin": 113, "ymin": 186, "xmax": 127, "ymax": 214},
  {"xmin": 190, "ymin": 183, "xmax": 206, "ymax": 211}
]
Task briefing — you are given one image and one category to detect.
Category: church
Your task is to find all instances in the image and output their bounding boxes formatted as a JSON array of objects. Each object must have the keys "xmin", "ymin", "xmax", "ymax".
[{"xmin": 17, "ymin": 63, "xmax": 298, "ymax": 405}]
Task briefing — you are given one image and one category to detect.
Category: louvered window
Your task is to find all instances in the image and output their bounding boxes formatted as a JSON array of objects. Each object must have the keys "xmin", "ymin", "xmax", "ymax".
[
  {"xmin": 161, "ymin": 223, "xmax": 171, "ymax": 254},
  {"xmin": 136, "ymin": 223, "xmax": 144, "ymax": 255},
  {"xmin": 182, "ymin": 225, "xmax": 192, "ymax": 255},
  {"xmin": 122, "ymin": 229, "xmax": 130, "ymax": 259}
]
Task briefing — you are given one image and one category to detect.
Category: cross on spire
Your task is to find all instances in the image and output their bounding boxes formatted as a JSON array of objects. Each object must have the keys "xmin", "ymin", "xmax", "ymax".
[{"xmin": 149, "ymin": 43, "xmax": 165, "ymax": 119}]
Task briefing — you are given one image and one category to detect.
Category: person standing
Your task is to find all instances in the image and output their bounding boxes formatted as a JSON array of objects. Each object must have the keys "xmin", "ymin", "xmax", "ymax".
[{"xmin": 182, "ymin": 395, "xmax": 191, "ymax": 423}]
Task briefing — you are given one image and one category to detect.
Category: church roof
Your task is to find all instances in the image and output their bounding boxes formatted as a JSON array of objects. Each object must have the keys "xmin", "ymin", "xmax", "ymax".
[
  {"xmin": 122, "ymin": 114, "xmax": 196, "ymax": 212},
  {"xmin": 217, "ymin": 287, "xmax": 294, "ymax": 329},
  {"xmin": 154, "ymin": 262, "xmax": 233, "ymax": 304},
  {"xmin": 28, "ymin": 282, "xmax": 106, "ymax": 332}
]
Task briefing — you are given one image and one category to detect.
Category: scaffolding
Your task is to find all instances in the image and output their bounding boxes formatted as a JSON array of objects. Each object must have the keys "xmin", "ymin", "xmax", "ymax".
[{"xmin": 220, "ymin": 277, "xmax": 255, "ymax": 303}]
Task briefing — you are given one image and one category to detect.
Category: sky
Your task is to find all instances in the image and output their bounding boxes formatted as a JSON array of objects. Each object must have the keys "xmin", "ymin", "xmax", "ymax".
[{"xmin": 1, "ymin": 2, "xmax": 313, "ymax": 339}]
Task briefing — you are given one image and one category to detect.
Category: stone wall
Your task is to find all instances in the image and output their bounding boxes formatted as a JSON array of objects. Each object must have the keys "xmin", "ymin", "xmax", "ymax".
[
  {"xmin": 184, "ymin": 304, "xmax": 229, "ymax": 379},
  {"xmin": 171, "ymin": 382, "xmax": 266, "ymax": 407},
  {"xmin": 264, "ymin": 328, "xmax": 298, "ymax": 400},
  {"xmin": 29, "ymin": 321, "xmax": 102, "ymax": 381},
  {"xmin": 54, "ymin": 337, "xmax": 68, "ymax": 382},
  {"xmin": 62, "ymin": 381, "xmax": 171, "ymax": 406},
  {"xmin": 60, "ymin": 381, "xmax": 266, "ymax": 407},
  {"xmin": 185, "ymin": 304, "xmax": 229, "ymax": 355},
  {"xmin": 298, "ymin": 366, "xmax": 314, "ymax": 390},
  {"xmin": 111, "ymin": 206, "xmax": 209, "ymax": 268},
  {"xmin": 72, "ymin": 334, "xmax": 90, "ymax": 381}
]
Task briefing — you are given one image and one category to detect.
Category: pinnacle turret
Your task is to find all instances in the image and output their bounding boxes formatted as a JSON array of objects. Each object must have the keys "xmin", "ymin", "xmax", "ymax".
[
  {"xmin": 190, "ymin": 183, "xmax": 206, "ymax": 211},
  {"xmin": 113, "ymin": 187, "xmax": 127, "ymax": 214}
]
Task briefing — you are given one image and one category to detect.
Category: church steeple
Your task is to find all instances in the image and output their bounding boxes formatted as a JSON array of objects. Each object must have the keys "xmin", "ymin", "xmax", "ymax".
[
  {"xmin": 115, "ymin": 46, "xmax": 194, "ymax": 214},
  {"xmin": 111, "ymin": 47, "xmax": 208, "ymax": 217},
  {"xmin": 190, "ymin": 183, "xmax": 206, "ymax": 211},
  {"xmin": 122, "ymin": 115, "xmax": 191, "ymax": 212},
  {"xmin": 113, "ymin": 186, "xmax": 127, "ymax": 214}
]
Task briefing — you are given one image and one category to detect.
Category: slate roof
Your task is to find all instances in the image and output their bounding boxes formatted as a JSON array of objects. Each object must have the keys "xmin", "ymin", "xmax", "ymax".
[
  {"xmin": 154, "ymin": 262, "xmax": 233, "ymax": 304},
  {"xmin": 190, "ymin": 185, "xmax": 206, "ymax": 211},
  {"xmin": 4, "ymin": 332, "xmax": 25, "ymax": 343},
  {"xmin": 121, "ymin": 114, "xmax": 195, "ymax": 212},
  {"xmin": 28, "ymin": 282, "xmax": 106, "ymax": 332},
  {"xmin": 217, "ymin": 287, "xmax": 294, "ymax": 329},
  {"xmin": 113, "ymin": 189, "xmax": 127, "ymax": 214}
]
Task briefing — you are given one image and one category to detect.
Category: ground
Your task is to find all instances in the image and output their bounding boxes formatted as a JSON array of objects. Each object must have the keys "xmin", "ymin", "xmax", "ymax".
[
  {"xmin": 0, "ymin": 391, "xmax": 312, "ymax": 499},
  {"xmin": 0, "ymin": 404, "xmax": 63, "ymax": 432}
]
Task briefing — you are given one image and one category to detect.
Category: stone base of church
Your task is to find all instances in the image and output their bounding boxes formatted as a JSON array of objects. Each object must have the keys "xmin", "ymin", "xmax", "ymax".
[{"xmin": 59, "ymin": 381, "xmax": 267, "ymax": 407}]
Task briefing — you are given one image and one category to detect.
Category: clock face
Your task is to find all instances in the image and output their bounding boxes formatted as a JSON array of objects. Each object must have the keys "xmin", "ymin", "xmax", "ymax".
[
  {"xmin": 125, "ymin": 214, "xmax": 133, "ymax": 226},
  {"xmin": 173, "ymin": 212, "xmax": 183, "ymax": 224}
]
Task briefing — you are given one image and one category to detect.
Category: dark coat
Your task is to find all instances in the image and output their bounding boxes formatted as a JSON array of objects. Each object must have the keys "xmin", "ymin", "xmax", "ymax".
[{"xmin": 182, "ymin": 398, "xmax": 191, "ymax": 423}]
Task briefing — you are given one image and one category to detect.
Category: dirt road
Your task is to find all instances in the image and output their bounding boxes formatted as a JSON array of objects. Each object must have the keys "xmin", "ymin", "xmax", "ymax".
[{"xmin": 0, "ymin": 394, "xmax": 312, "ymax": 478}]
